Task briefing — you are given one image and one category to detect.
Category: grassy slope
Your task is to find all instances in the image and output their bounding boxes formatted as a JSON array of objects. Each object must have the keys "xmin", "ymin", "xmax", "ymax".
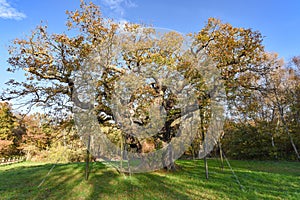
[{"xmin": 0, "ymin": 159, "xmax": 299, "ymax": 200}]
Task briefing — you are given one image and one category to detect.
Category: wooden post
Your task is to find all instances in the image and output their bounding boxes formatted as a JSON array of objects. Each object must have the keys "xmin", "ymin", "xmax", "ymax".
[
  {"xmin": 200, "ymin": 108, "xmax": 209, "ymax": 179},
  {"xmin": 204, "ymin": 156, "xmax": 209, "ymax": 179},
  {"xmin": 218, "ymin": 137, "xmax": 224, "ymax": 170},
  {"xmin": 85, "ymin": 135, "xmax": 91, "ymax": 181}
]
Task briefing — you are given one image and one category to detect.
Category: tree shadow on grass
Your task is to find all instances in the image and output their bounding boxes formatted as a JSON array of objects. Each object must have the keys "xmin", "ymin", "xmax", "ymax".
[
  {"xmin": 0, "ymin": 162, "xmax": 91, "ymax": 199},
  {"xmin": 176, "ymin": 159, "xmax": 300, "ymax": 199},
  {"xmin": 1, "ymin": 160, "xmax": 299, "ymax": 199},
  {"xmin": 33, "ymin": 163, "xmax": 87, "ymax": 199},
  {"xmin": 87, "ymin": 170, "xmax": 192, "ymax": 200},
  {"xmin": 0, "ymin": 163, "xmax": 55, "ymax": 199}
]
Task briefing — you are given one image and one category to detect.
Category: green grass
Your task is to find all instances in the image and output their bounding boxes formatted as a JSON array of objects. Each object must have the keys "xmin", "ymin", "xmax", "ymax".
[{"xmin": 0, "ymin": 159, "xmax": 299, "ymax": 200}]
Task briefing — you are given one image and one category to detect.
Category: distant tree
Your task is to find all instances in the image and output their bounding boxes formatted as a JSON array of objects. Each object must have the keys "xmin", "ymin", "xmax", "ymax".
[
  {"xmin": 18, "ymin": 114, "xmax": 53, "ymax": 160},
  {"xmin": 289, "ymin": 56, "xmax": 300, "ymax": 131},
  {"xmin": 0, "ymin": 102, "xmax": 20, "ymax": 156},
  {"xmin": 192, "ymin": 18, "xmax": 271, "ymax": 177},
  {"xmin": 264, "ymin": 61, "xmax": 300, "ymax": 160}
]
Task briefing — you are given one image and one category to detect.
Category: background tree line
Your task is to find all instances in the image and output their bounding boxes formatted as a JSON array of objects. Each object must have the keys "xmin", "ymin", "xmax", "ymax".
[
  {"xmin": 221, "ymin": 56, "xmax": 300, "ymax": 160},
  {"xmin": 0, "ymin": 102, "xmax": 86, "ymax": 161}
]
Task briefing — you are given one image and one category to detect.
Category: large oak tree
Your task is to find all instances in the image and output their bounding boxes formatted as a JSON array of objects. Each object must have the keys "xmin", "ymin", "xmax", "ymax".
[{"xmin": 1, "ymin": 1, "xmax": 274, "ymax": 172}]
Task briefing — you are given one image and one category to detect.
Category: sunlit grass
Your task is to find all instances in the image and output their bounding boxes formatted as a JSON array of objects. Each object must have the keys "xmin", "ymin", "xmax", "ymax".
[{"xmin": 0, "ymin": 159, "xmax": 299, "ymax": 199}]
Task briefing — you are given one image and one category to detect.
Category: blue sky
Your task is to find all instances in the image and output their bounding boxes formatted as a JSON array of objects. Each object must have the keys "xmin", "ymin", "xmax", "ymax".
[{"xmin": 1, "ymin": 0, "xmax": 300, "ymax": 93}]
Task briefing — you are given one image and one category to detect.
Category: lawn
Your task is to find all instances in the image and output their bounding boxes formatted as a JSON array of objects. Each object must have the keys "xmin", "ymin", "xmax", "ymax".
[{"xmin": 0, "ymin": 159, "xmax": 299, "ymax": 200}]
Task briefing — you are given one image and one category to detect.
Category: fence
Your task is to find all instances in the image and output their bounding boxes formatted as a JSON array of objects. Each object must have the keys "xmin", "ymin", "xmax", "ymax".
[{"xmin": 0, "ymin": 156, "xmax": 25, "ymax": 165}]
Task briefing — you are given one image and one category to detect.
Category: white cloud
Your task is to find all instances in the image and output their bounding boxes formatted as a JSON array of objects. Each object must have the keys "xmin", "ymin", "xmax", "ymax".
[
  {"xmin": 102, "ymin": 0, "xmax": 136, "ymax": 16},
  {"xmin": 0, "ymin": 0, "xmax": 26, "ymax": 20}
]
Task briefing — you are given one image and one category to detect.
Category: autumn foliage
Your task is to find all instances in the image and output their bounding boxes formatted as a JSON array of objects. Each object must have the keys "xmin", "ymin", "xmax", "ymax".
[{"xmin": 0, "ymin": 1, "xmax": 299, "ymax": 161}]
